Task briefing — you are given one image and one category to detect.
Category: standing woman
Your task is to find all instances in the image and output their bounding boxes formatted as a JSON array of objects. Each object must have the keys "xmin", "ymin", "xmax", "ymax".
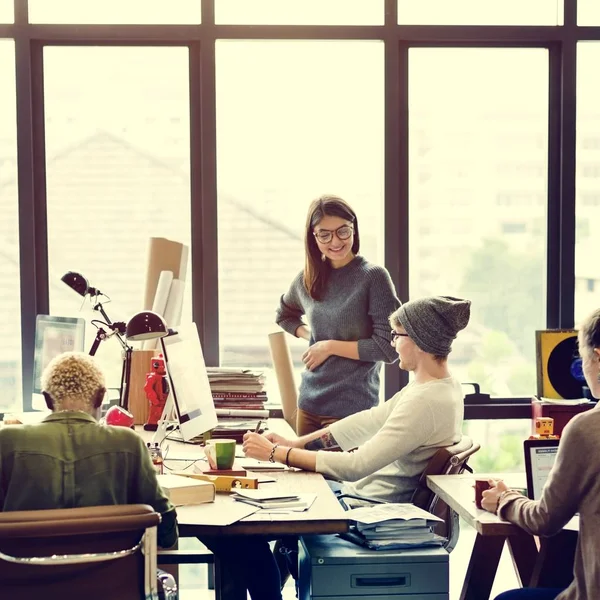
[{"xmin": 276, "ymin": 195, "xmax": 400, "ymax": 436}]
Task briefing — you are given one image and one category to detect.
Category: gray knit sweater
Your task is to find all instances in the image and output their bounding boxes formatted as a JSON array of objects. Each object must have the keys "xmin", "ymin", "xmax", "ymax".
[
  {"xmin": 276, "ymin": 256, "xmax": 400, "ymax": 418},
  {"xmin": 498, "ymin": 405, "xmax": 600, "ymax": 600}
]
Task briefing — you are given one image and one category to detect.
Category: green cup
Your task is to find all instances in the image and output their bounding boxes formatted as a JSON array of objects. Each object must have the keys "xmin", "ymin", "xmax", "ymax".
[{"xmin": 205, "ymin": 439, "xmax": 236, "ymax": 470}]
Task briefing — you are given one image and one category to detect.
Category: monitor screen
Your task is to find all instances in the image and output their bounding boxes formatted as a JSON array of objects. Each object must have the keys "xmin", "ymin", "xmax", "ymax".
[
  {"xmin": 159, "ymin": 323, "xmax": 217, "ymax": 442},
  {"xmin": 33, "ymin": 315, "xmax": 86, "ymax": 395},
  {"xmin": 524, "ymin": 439, "xmax": 559, "ymax": 500}
]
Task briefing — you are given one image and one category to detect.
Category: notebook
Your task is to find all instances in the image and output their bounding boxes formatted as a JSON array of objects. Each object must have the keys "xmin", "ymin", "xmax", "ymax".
[{"xmin": 523, "ymin": 438, "xmax": 560, "ymax": 500}]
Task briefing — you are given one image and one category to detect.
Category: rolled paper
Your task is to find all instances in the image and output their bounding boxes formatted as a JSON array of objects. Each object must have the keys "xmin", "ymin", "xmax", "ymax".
[
  {"xmin": 143, "ymin": 270, "xmax": 173, "ymax": 350},
  {"xmin": 142, "ymin": 237, "xmax": 189, "ymax": 310},
  {"xmin": 268, "ymin": 331, "xmax": 299, "ymax": 433},
  {"xmin": 164, "ymin": 278, "xmax": 185, "ymax": 328}
]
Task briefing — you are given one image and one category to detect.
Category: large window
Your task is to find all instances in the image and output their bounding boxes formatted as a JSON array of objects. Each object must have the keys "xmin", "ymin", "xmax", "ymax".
[
  {"xmin": 216, "ymin": 1, "xmax": 383, "ymax": 24},
  {"xmin": 44, "ymin": 47, "xmax": 192, "ymax": 387},
  {"xmin": 28, "ymin": 1, "xmax": 201, "ymax": 24},
  {"xmin": 579, "ymin": 0, "xmax": 600, "ymax": 24},
  {"xmin": 0, "ymin": 40, "xmax": 21, "ymax": 412},
  {"xmin": 0, "ymin": 0, "xmax": 12, "ymax": 22},
  {"xmin": 409, "ymin": 48, "xmax": 549, "ymax": 397},
  {"xmin": 398, "ymin": 0, "xmax": 562, "ymax": 25},
  {"xmin": 575, "ymin": 43, "xmax": 600, "ymax": 325},
  {"xmin": 216, "ymin": 40, "xmax": 384, "ymax": 368}
]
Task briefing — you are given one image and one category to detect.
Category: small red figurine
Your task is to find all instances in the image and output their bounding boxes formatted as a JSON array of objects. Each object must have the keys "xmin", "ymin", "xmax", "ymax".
[{"xmin": 143, "ymin": 353, "xmax": 170, "ymax": 431}]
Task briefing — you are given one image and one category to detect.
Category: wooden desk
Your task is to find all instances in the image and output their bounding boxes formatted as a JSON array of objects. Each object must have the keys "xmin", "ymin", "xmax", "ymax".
[
  {"xmin": 142, "ymin": 420, "xmax": 348, "ymax": 599},
  {"xmin": 143, "ymin": 419, "xmax": 348, "ymax": 537},
  {"xmin": 427, "ymin": 474, "xmax": 577, "ymax": 600}
]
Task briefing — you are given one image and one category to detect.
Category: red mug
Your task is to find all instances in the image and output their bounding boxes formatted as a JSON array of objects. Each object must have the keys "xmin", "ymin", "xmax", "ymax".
[{"xmin": 474, "ymin": 479, "xmax": 491, "ymax": 509}]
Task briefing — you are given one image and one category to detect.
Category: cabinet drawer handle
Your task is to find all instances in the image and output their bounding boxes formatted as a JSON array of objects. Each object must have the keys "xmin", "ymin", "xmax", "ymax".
[{"xmin": 352, "ymin": 574, "xmax": 409, "ymax": 588}]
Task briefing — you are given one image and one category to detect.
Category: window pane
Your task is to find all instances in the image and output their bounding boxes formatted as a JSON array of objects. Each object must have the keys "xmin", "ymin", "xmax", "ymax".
[
  {"xmin": 216, "ymin": 0, "xmax": 383, "ymax": 24},
  {"xmin": 216, "ymin": 41, "xmax": 384, "ymax": 371},
  {"xmin": 579, "ymin": 0, "xmax": 600, "ymax": 24},
  {"xmin": 0, "ymin": 0, "xmax": 13, "ymax": 22},
  {"xmin": 398, "ymin": 0, "xmax": 561, "ymax": 25},
  {"xmin": 45, "ymin": 47, "xmax": 191, "ymax": 386},
  {"xmin": 575, "ymin": 43, "xmax": 600, "ymax": 324},
  {"xmin": 409, "ymin": 49, "xmax": 548, "ymax": 397},
  {"xmin": 0, "ymin": 40, "xmax": 21, "ymax": 412},
  {"xmin": 29, "ymin": 0, "xmax": 200, "ymax": 24}
]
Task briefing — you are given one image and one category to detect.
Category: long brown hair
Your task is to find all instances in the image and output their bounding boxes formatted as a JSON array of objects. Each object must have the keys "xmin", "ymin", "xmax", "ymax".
[{"xmin": 303, "ymin": 195, "xmax": 360, "ymax": 300}]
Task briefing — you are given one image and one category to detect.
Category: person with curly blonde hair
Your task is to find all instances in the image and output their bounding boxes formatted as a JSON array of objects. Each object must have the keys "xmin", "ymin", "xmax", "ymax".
[{"xmin": 0, "ymin": 352, "xmax": 177, "ymax": 549}]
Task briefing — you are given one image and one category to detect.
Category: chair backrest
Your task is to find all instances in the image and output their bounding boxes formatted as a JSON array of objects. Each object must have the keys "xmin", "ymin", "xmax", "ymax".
[
  {"xmin": 0, "ymin": 504, "xmax": 160, "ymax": 600},
  {"xmin": 411, "ymin": 436, "xmax": 480, "ymax": 551}
]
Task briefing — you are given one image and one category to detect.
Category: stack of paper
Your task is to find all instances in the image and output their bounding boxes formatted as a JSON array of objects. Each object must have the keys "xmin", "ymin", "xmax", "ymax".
[
  {"xmin": 341, "ymin": 503, "xmax": 445, "ymax": 550},
  {"xmin": 230, "ymin": 489, "xmax": 317, "ymax": 512}
]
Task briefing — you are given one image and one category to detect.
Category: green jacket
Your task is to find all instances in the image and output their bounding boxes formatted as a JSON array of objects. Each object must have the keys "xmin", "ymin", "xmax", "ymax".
[{"xmin": 0, "ymin": 411, "xmax": 177, "ymax": 548}]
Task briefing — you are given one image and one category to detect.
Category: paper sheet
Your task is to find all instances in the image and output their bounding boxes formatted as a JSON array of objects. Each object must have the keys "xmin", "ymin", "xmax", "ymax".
[{"xmin": 175, "ymin": 496, "xmax": 259, "ymax": 526}]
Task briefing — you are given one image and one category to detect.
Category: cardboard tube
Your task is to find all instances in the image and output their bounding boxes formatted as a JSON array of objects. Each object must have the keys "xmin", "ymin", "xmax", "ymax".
[
  {"xmin": 164, "ymin": 279, "xmax": 185, "ymax": 328},
  {"xmin": 268, "ymin": 331, "xmax": 298, "ymax": 433},
  {"xmin": 143, "ymin": 237, "xmax": 189, "ymax": 310}
]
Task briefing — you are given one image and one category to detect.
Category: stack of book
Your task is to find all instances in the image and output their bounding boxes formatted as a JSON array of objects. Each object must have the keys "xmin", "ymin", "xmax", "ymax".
[
  {"xmin": 207, "ymin": 368, "xmax": 269, "ymax": 441},
  {"xmin": 341, "ymin": 503, "xmax": 445, "ymax": 550},
  {"xmin": 230, "ymin": 489, "xmax": 317, "ymax": 512}
]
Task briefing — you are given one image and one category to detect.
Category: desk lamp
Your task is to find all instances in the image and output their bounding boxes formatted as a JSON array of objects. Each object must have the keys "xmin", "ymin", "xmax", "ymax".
[{"xmin": 61, "ymin": 271, "xmax": 168, "ymax": 411}]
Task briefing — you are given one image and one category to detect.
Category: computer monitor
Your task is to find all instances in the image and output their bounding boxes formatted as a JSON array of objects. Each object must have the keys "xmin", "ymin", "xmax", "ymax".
[
  {"xmin": 32, "ymin": 315, "xmax": 86, "ymax": 395},
  {"xmin": 523, "ymin": 438, "xmax": 560, "ymax": 500},
  {"xmin": 153, "ymin": 323, "xmax": 217, "ymax": 443}
]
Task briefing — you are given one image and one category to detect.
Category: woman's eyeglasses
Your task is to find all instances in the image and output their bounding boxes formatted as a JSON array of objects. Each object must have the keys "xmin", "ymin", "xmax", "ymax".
[
  {"xmin": 313, "ymin": 224, "xmax": 354, "ymax": 244},
  {"xmin": 391, "ymin": 331, "xmax": 409, "ymax": 342}
]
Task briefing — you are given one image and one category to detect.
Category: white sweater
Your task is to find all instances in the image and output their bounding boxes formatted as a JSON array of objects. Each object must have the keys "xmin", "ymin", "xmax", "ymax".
[{"xmin": 315, "ymin": 377, "xmax": 464, "ymax": 504}]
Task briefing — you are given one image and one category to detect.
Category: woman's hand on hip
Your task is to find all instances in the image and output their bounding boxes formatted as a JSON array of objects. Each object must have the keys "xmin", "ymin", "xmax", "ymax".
[{"xmin": 302, "ymin": 341, "xmax": 332, "ymax": 371}]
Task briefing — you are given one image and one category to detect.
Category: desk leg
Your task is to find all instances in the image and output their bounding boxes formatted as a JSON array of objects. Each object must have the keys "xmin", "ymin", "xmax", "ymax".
[
  {"xmin": 460, "ymin": 534, "xmax": 505, "ymax": 600},
  {"xmin": 507, "ymin": 531, "xmax": 538, "ymax": 587},
  {"xmin": 214, "ymin": 556, "xmax": 247, "ymax": 600}
]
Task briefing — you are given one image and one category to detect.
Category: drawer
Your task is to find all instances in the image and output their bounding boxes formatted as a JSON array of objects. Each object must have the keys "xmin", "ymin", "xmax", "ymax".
[
  {"xmin": 308, "ymin": 595, "xmax": 449, "ymax": 600},
  {"xmin": 309, "ymin": 561, "xmax": 448, "ymax": 596}
]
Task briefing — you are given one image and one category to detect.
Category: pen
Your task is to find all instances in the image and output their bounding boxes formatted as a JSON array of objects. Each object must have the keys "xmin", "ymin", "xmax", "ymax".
[{"xmin": 254, "ymin": 420, "xmax": 263, "ymax": 433}]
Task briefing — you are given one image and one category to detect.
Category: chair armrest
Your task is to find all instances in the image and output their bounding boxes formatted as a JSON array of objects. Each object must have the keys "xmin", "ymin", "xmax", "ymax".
[
  {"xmin": 336, "ymin": 493, "xmax": 386, "ymax": 506},
  {"xmin": 157, "ymin": 568, "xmax": 178, "ymax": 600}
]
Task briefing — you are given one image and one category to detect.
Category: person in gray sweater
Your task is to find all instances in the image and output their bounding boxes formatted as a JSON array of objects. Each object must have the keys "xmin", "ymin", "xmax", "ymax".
[
  {"xmin": 276, "ymin": 194, "xmax": 400, "ymax": 435},
  {"xmin": 482, "ymin": 308, "xmax": 600, "ymax": 600},
  {"xmin": 247, "ymin": 296, "xmax": 471, "ymax": 503}
]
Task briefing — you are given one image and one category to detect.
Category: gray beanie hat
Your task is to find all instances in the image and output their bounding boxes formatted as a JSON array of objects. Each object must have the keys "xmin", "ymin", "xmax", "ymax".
[{"xmin": 395, "ymin": 296, "xmax": 471, "ymax": 356}]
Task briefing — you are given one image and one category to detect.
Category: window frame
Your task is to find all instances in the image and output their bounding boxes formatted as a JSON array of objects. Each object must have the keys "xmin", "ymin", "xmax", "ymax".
[{"xmin": 2, "ymin": 0, "xmax": 587, "ymax": 417}]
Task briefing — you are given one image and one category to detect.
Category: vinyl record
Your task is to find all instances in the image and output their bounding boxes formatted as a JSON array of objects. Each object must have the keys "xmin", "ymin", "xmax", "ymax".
[{"xmin": 547, "ymin": 337, "xmax": 584, "ymax": 399}]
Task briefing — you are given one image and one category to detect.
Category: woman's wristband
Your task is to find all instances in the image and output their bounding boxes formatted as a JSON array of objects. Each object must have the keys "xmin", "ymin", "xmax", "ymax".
[
  {"xmin": 268, "ymin": 443, "xmax": 280, "ymax": 463},
  {"xmin": 285, "ymin": 447, "xmax": 293, "ymax": 467}
]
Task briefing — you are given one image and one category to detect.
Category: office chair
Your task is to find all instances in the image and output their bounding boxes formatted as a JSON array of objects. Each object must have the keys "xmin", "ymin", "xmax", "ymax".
[
  {"xmin": 0, "ymin": 504, "xmax": 177, "ymax": 600},
  {"xmin": 338, "ymin": 435, "xmax": 480, "ymax": 552}
]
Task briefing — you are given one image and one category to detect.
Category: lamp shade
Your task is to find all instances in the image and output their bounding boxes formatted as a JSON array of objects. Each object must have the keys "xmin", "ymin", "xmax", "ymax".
[
  {"xmin": 61, "ymin": 271, "xmax": 89, "ymax": 297},
  {"xmin": 125, "ymin": 311, "xmax": 168, "ymax": 341}
]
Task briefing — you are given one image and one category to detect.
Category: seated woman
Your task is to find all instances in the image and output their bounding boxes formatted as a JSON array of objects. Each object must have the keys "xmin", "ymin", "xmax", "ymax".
[
  {"xmin": 198, "ymin": 296, "xmax": 470, "ymax": 600},
  {"xmin": 481, "ymin": 307, "xmax": 600, "ymax": 600}
]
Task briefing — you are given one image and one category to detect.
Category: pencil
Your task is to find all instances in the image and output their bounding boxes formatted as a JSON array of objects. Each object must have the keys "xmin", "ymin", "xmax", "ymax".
[{"xmin": 254, "ymin": 420, "xmax": 264, "ymax": 433}]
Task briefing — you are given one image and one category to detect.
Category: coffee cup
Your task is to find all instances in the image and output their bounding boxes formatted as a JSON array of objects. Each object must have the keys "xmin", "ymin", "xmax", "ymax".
[
  {"xmin": 204, "ymin": 439, "xmax": 236, "ymax": 470},
  {"xmin": 474, "ymin": 479, "xmax": 491, "ymax": 509}
]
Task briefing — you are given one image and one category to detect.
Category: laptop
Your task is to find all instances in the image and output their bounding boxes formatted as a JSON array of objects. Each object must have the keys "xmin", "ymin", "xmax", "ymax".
[{"xmin": 523, "ymin": 438, "xmax": 560, "ymax": 500}]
